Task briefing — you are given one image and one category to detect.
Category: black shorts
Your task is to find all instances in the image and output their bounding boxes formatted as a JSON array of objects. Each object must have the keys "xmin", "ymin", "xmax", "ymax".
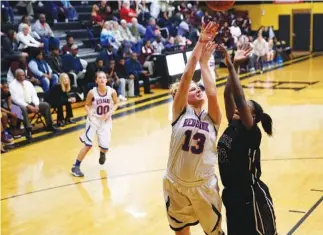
[{"xmin": 222, "ymin": 180, "xmax": 277, "ymax": 235}]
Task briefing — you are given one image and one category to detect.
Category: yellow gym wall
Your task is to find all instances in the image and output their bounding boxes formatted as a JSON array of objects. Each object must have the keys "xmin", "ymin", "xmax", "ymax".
[{"xmin": 234, "ymin": 2, "xmax": 323, "ymax": 30}]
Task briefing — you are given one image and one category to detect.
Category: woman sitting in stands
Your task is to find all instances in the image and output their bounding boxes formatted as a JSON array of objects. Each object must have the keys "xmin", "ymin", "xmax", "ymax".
[{"xmin": 46, "ymin": 73, "xmax": 76, "ymax": 127}]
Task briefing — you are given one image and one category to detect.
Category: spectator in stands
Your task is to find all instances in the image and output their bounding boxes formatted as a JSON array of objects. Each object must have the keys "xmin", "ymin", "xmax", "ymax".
[
  {"xmin": 106, "ymin": 60, "xmax": 127, "ymax": 101},
  {"xmin": 125, "ymin": 53, "xmax": 153, "ymax": 96},
  {"xmin": 7, "ymin": 55, "xmax": 40, "ymax": 86},
  {"xmin": 61, "ymin": 0, "xmax": 78, "ymax": 23},
  {"xmin": 9, "ymin": 69, "xmax": 58, "ymax": 140},
  {"xmin": 201, "ymin": 11, "xmax": 212, "ymax": 25},
  {"xmin": 62, "ymin": 35, "xmax": 74, "ymax": 54},
  {"xmin": 129, "ymin": 17, "xmax": 145, "ymax": 40},
  {"xmin": 100, "ymin": 21, "xmax": 120, "ymax": 50},
  {"xmin": 1, "ymin": 1, "xmax": 14, "ymax": 24},
  {"xmin": 1, "ymin": 82, "xmax": 22, "ymax": 138},
  {"xmin": 18, "ymin": 15, "xmax": 40, "ymax": 40},
  {"xmin": 252, "ymin": 34, "xmax": 268, "ymax": 72},
  {"xmin": 32, "ymin": 14, "xmax": 59, "ymax": 54},
  {"xmin": 28, "ymin": 48, "xmax": 59, "ymax": 93},
  {"xmin": 144, "ymin": 17, "xmax": 160, "ymax": 42},
  {"xmin": 111, "ymin": 21, "xmax": 132, "ymax": 54},
  {"xmin": 91, "ymin": 4, "xmax": 104, "ymax": 27},
  {"xmin": 230, "ymin": 21, "xmax": 241, "ymax": 45},
  {"xmin": 267, "ymin": 39, "xmax": 275, "ymax": 67},
  {"xmin": 84, "ymin": 57, "xmax": 105, "ymax": 92},
  {"xmin": 104, "ymin": 4, "xmax": 116, "ymax": 21},
  {"xmin": 46, "ymin": 73, "xmax": 76, "ymax": 127},
  {"xmin": 47, "ymin": 47, "xmax": 64, "ymax": 78},
  {"xmin": 120, "ymin": 19, "xmax": 142, "ymax": 53},
  {"xmin": 62, "ymin": 44, "xmax": 86, "ymax": 88},
  {"xmin": 1, "ymin": 111, "xmax": 14, "ymax": 151},
  {"xmin": 98, "ymin": 44, "xmax": 118, "ymax": 68},
  {"xmin": 164, "ymin": 36, "xmax": 176, "ymax": 51},
  {"xmin": 42, "ymin": 1, "xmax": 62, "ymax": 24},
  {"xmin": 136, "ymin": 0, "xmax": 151, "ymax": 25},
  {"xmin": 177, "ymin": 16, "xmax": 190, "ymax": 38},
  {"xmin": 116, "ymin": 57, "xmax": 135, "ymax": 98},
  {"xmin": 17, "ymin": 24, "xmax": 44, "ymax": 53},
  {"xmin": 2, "ymin": 30, "xmax": 28, "ymax": 62},
  {"xmin": 16, "ymin": 1, "xmax": 34, "ymax": 18},
  {"xmin": 152, "ymin": 35, "xmax": 164, "ymax": 54},
  {"xmin": 139, "ymin": 40, "xmax": 154, "ymax": 76},
  {"xmin": 120, "ymin": 1, "xmax": 137, "ymax": 23},
  {"xmin": 220, "ymin": 21, "xmax": 233, "ymax": 49}
]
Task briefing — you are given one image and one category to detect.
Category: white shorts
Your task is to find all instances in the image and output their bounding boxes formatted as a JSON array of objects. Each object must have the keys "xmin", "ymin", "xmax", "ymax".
[
  {"xmin": 79, "ymin": 117, "xmax": 111, "ymax": 150},
  {"xmin": 163, "ymin": 176, "xmax": 223, "ymax": 234}
]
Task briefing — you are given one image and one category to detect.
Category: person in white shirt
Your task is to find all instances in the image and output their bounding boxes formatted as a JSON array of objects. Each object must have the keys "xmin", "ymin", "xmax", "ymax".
[
  {"xmin": 253, "ymin": 34, "xmax": 268, "ymax": 72},
  {"xmin": 9, "ymin": 69, "xmax": 58, "ymax": 140},
  {"xmin": 229, "ymin": 21, "xmax": 241, "ymax": 45},
  {"xmin": 17, "ymin": 24, "xmax": 44, "ymax": 51}
]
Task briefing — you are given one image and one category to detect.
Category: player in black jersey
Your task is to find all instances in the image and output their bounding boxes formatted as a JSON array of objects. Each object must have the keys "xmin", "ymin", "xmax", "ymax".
[{"xmin": 216, "ymin": 43, "xmax": 277, "ymax": 235}]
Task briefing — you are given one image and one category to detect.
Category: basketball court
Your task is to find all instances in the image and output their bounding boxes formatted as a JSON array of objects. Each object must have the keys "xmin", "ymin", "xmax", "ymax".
[{"xmin": 1, "ymin": 54, "xmax": 323, "ymax": 235}]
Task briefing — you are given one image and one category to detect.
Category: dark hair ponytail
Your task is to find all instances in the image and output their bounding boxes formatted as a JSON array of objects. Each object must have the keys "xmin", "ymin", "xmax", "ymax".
[{"xmin": 261, "ymin": 113, "xmax": 273, "ymax": 136}]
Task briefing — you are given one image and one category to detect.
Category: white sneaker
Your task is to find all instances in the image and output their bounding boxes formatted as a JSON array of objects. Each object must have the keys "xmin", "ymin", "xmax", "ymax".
[
  {"xmin": 65, "ymin": 18, "xmax": 69, "ymax": 23},
  {"xmin": 118, "ymin": 95, "xmax": 127, "ymax": 101},
  {"xmin": 54, "ymin": 19, "xmax": 58, "ymax": 23}
]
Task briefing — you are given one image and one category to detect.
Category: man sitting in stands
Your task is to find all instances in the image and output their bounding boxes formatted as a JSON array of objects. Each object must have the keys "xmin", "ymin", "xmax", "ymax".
[{"xmin": 9, "ymin": 69, "xmax": 58, "ymax": 140}]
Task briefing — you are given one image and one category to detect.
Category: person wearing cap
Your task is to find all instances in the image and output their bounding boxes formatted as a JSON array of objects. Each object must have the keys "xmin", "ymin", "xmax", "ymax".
[{"xmin": 62, "ymin": 44, "xmax": 87, "ymax": 89}]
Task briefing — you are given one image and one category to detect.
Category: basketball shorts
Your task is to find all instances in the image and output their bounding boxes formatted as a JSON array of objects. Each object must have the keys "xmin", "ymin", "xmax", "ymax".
[
  {"xmin": 222, "ymin": 180, "xmax": 277, "ymax": 235},
  {"xmin": 80, "ymin": 117, "xmax": 111, "ymax": 150},
  {"xmin": 163, "ymin": 176, "xmax": 223, "ymax": 235}
]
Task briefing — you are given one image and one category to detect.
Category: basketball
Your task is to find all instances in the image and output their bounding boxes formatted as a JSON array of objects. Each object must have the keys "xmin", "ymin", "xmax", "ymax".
[{"xmin": 206, "ymin": 1, "xmax": 235, "ymax": 11}]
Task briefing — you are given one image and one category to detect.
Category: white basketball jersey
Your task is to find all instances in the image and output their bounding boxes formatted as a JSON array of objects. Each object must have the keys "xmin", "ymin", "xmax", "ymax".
[
  {"xmin": 166, "ymin": 106, "xmax": 218, "ymax": 185},
  {"xmin": 90, "ymin": 86, "xmax": 113, "ymax": 124}
]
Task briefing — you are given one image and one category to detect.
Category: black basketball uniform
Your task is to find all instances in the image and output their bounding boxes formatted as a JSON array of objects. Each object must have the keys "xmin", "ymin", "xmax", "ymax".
[{"xmin": 217, "ymin": 119, "xmax": 277, "ymax": 235}]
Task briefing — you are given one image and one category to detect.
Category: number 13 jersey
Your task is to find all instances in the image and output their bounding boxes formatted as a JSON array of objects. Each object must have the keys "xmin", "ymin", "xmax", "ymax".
[{"xmin": 166, "ymin": 106, "xmax": 218, "ymax": 186}]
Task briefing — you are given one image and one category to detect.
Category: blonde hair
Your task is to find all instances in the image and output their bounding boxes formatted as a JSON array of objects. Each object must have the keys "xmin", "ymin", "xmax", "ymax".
[
  {"xmin": 170, "ymin": 81, "xmax": 197, "ymax": 99},
  {"xmin": 59, "ymin": 73, "xmax": 71, "ymax": 93}
]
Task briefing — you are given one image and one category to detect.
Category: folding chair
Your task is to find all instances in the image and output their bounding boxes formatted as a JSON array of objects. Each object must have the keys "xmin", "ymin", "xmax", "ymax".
[{"xmin": 30, "ymin": 112, "xmax": 47, "ymax": 128}]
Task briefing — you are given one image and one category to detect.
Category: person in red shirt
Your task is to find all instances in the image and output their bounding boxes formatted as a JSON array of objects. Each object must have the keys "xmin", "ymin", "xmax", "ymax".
[
  {"xmin": 120, "ymin": 1, "xmax": 137, "ymax": 23},
  {"xmin": 91, "ymin": 4, "xmax": 104, "ymax": 27}
]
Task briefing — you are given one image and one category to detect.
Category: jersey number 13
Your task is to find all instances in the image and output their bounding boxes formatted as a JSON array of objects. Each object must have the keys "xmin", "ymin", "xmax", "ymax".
[{"xmin": 182, "ymin": 130, "xmax": 206, "ymax": 154}]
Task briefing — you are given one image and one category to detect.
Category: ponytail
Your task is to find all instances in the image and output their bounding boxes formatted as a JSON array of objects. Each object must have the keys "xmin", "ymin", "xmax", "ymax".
[
  {"xmin": 261, "ymin": 113, "xmax": 273, "ymax": 136},
  {"xmin": 250, "ymin": 100, "xmax": 273, "ymax": 136}
]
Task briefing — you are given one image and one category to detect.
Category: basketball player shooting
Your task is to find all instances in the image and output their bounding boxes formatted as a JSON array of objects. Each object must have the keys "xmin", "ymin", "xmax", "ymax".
[
  {"xmin": 71, "ymin": 71, "xmax": 119, "ymax": 177},
  {"xmin": 216, "ymin": 43, "xmax": 277, "ymax": 235},
  {"xmin": 163, "ymin": 22, "xmax": 224, "ymax": 235}
]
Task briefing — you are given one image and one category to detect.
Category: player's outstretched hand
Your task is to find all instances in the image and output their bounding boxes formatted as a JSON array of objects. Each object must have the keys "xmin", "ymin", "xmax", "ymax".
[
  {"xmin": 216, "ymin": 44, "xmax": 232, "ymax": 66},
  {"xmin": 200, "ymin": 41, "xmax": 216, "ymax": 66},
  {"xmin": 199, "ymin": 21, "xmax": 219, "ymax": 43},
  {"xmin": 234, "ymin": 42, "xmax": 253, "ymax": 66}
]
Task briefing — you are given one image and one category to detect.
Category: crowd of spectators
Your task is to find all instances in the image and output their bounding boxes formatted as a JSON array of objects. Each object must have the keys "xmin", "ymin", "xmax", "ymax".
[{"xmin": 1, "ymin": 0, "xmax": 293, "ymax": 153}]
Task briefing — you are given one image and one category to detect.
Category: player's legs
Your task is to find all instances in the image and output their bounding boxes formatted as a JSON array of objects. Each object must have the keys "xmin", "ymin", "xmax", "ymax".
[
  {"xmin": 254, "ymin": 181, "xmax": 277, "ymax": 235},
  {"xmin": 97, "ymin": 122, "xmax": 111, "ymax": 165},
  {"xmin": 223, "ymin": 187, "xmax": 256, "ymax": 235},
  {"xmin": 191, "ymin": 178, "xmax": 224, "ymax": 235},
  {"xmin": 72, "ymin": 121, "xmax": 96, "ymax": 177},
  {"xmin": 163, "ymin": 177, "xmax": 198, "ymax": 234}
]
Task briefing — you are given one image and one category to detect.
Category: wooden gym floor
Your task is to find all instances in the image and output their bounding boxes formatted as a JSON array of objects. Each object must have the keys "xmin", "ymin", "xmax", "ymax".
[{"xmin": 1, "ymin": 54, "xmax": 323, "ymax": 235}]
